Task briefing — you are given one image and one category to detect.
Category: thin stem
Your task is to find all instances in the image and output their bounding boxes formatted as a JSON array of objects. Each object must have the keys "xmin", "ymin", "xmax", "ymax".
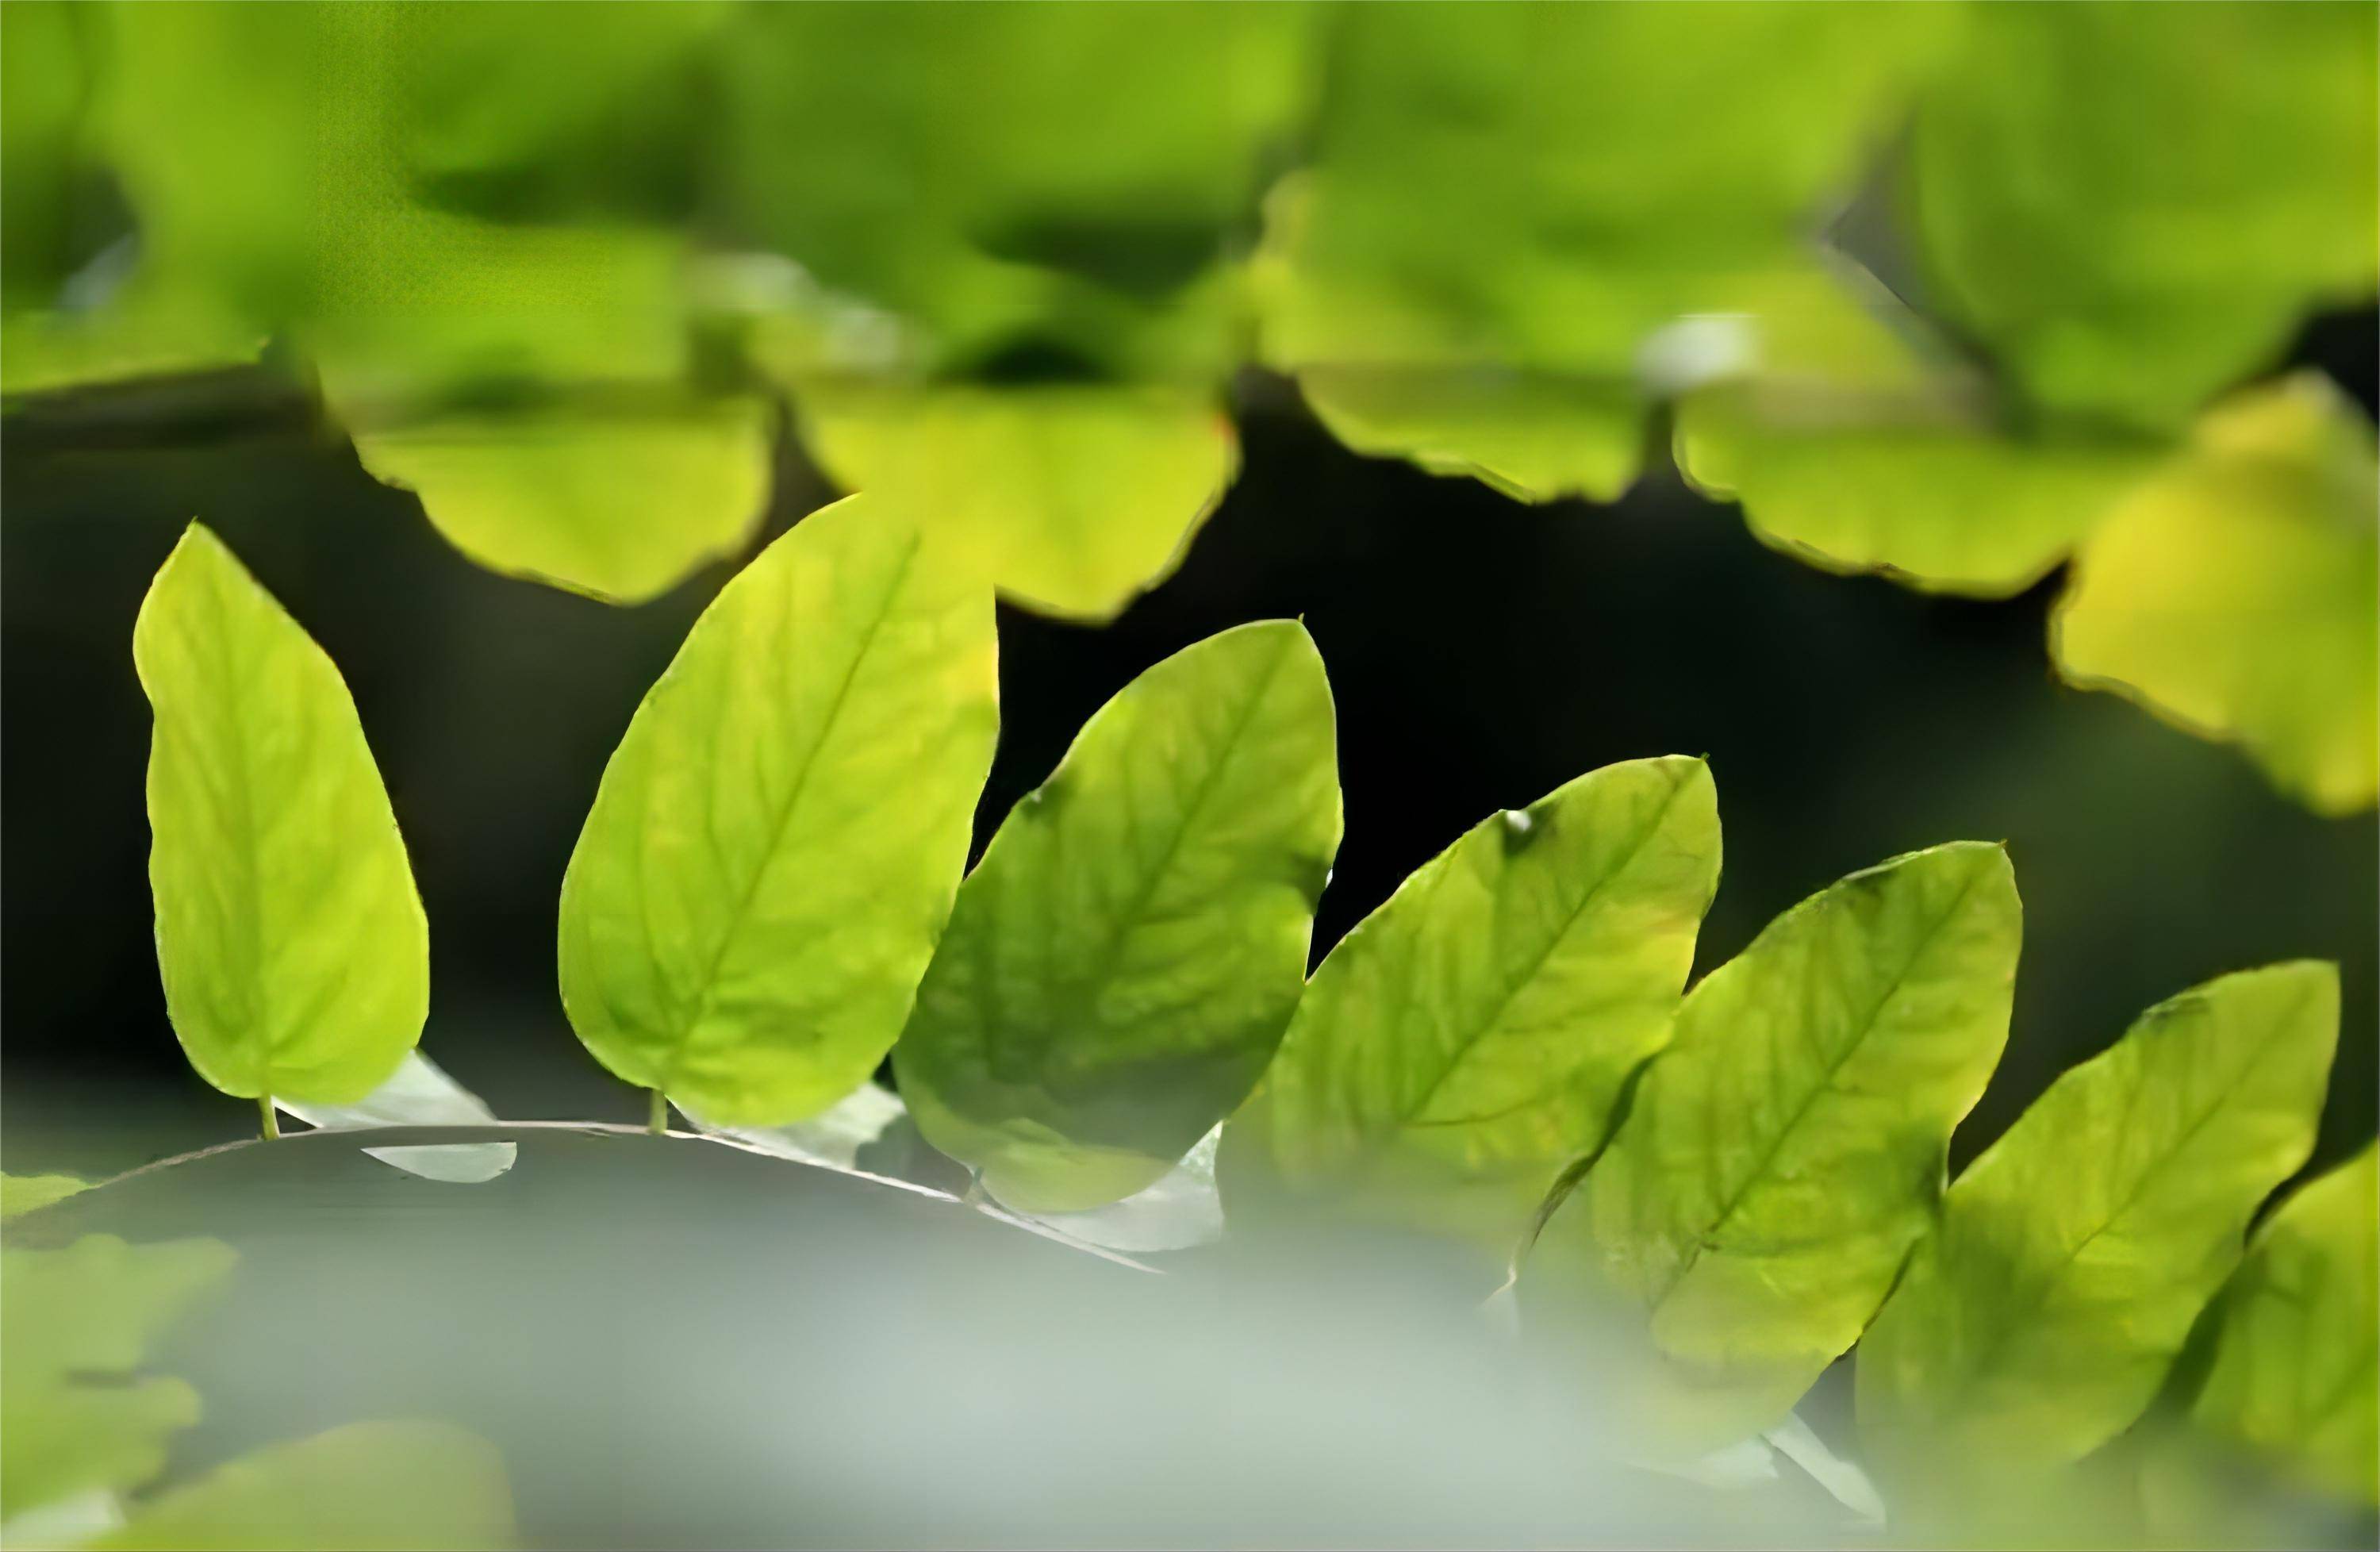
[
  {"xmin": 647, "ymin": 1088, "xmax": 669, "ymax": 1135},
  {"xmin": 258, "ymin": 1097, "xmax": 281, "ymax": 1141}
]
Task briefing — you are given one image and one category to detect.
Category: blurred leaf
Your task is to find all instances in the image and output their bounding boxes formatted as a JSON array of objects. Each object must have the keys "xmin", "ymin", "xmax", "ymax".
[
  {"xmin": 1764, "ymin": 1412, "xmax": 1887, "ymax": 1526},
  {"xmin": 1856, "ymin": 963, "xmax": 2340, "ymax": 1489},
  {"xmin": 1912, "ymin": 2, "xmax": 2379, "ymax": 428},
  {"xmin": 2181, "ymin": 1144, "xmax": 2379, "ymax": 1508},
  {"xmin": 276, "ymin": 1052, "xmax": 515, "ymax": 1186},
  {"xmin": 681, "ymin": 1082, "xmax": 910, "ymax": 1174},
  {"xmin": 895, "ymin": 622, "xmax": 1342, "ymax": 1212},
  {"xmin": 1023, "ymin": 1126, "xmax": 1226, "ymax": 1255},
  {"xmin": 88, "ymin": 1421, "xmax": 515, "ymax": 1551},
  {"xmin": 0, "ymin": 1174, "xmax": 91, "ymax": 1224},
  {"xmin": 0, "ymin": 0, "xmax": 91, "ymax": 312},
  {"xmin": 559, "ymin": 497, "xmax": 998, "ymax": 1126},
  {"xmin": 795, "ymin": 383, "xmax": 1237, "ymax": 620},
  {"xmin": 1536, "ymin": 843, "xmax": 2019, "ymax": 1450},
  {"xmin": 1674, "ymin": 265, "xmax": 2155, "ymax": 597},
  {"xmin": 2052, "ymin": 376, "xmax": 2380, "ymax": 816},
  {"xmin": 0, "ymin": 271, "xmax": 261, "ymax": 398},
  {"xmin": 720, "ymin": 2, "xmax": 1312, "ymax": 378},
  {"xmin": 0, "ymin": 1235, "xmax": 236, "ymax": 1518},
  {"xmin": 1223, "ymin": 757, "xmax": 1720, "ymax": 1248},
  {"xmin": 135, "ymin": 524, "xmax": 428, "ymax": 1106},
  {"xmin": 1266, "ymin": 2, "xmax": 1947, "ymax": 498},
  {"xmin": 346, "ymin": 395, "xmax": 771, "ymax": 606}
]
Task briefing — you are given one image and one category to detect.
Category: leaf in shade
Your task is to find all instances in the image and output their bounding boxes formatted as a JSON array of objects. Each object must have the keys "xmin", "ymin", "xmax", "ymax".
[
  {"xmin": 2052, "ymin": 375, "xmax": 2379, "ymax": 816},
  {"xmin": 1, "ymin": 1174, "xmax": 92, "ymax": 1224},
  {"xmin": 0, "ymin": 1235, "xmax": 236, "ymax": 1518},
  {"xmin": 135, "ymin": 524, "xmax": 428, "ymax": 1107},
  {"xmin": 559, "ymin": 496, "xmax": 999, "ymax": 1127},
  {"xmin": 1223, "ymin": 757, "xmax": 1720, "ymax": 1250},
  {"xmin": 896, "ymin": 621, "xmax": 1342, "ymax": 1213},
  {"xmin": 1529, "ymin": 843, "xmax": 2020, "ymax": 1452},
  {"xmin": 1856, "ymin": 963, "xmax": 2338, "ymax": 1492},
  {"xmin": 275, "ymin": 1052, "xmax": 515, "ymax": 1185},
  {"xmin": 1023, "ymin": 1126, "xmax": 1226, "ymax": 1255},
  {"xmin": 88, "ymin": 1421, "xmax": 516, "ymax": 1551}
]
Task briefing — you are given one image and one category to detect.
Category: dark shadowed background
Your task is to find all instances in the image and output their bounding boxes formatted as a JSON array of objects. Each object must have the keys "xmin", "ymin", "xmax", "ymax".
[{"xmin": 5, "ymin": 313, "xmax": 2374, "ymax": 1183}]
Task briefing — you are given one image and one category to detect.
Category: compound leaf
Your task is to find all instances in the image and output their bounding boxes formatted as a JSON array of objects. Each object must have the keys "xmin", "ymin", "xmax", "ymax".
[
  {"xmin": 1223, "ymin": 756, "xmax": 1720, "ymax": 1247},
  {"xmin": 135, "ymin": 524, "xmax": 428, "ymax": 1106},
  {"xmin": 895, "ymin": 621, "xmax": 1342, "ymax": 1213},
  {"xmin": 1537, "ymin": 842, "xmax": 2019, "ymax": 1450},
  {"xmin": 1856, "ymin": 963, "xmax": 2339, "ymax": 1488},
  {"xmin": 2052, "ymin": 375, "xmax": 2379, "ymax": 816},
  {"xmin": 559, "ymin": 496, "xmax": 998, "ymax": 1126}
]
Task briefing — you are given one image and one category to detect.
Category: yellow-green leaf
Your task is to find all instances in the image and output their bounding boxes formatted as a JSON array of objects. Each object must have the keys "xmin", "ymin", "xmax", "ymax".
[
  {"xmin": 0, "ymin": 1174, "xmax": 91, "ymax": 1224},
  {"xmin": 1912, "ymin": 2, "xmax": 2379, "ymax": 428},
  {"xmin": 2184, "ymin": 1144, "xmax": 2379, "ymax": 1508},
  {"xmin": 794, "ymin": 383, "xmax": 1237, "ymax": 621},
  {"xmin": 2052, "ymin": 375, "xmax": 2379, "ymax": 816},
  {"xmin": 1856, "ymin": 963, "xmax": 2340, "ymax": 1489},
  {"xmin": 1537, "ymin": 842, "xmax": 2020, "ymax": 1450},
  {"xmin": 90, "ymin": 1421, "xmax": 516, "ymax": 1551},
  {"xmin": 134, "ymin": 524, "xmax": 428, "ymax": 1106},
  {"xmin": 1222, "ymin": 757, "xmax": 1720, "ymax": 1247},
  {"xmin": 559, "ymin": 496, "xmax": 998, "ymax": 1126},
  {"xmin": 1, "ymin": 1235, "xmax": 236, "ymax": 1517},
  {"xmin": 895, "ymin": 622, "xmax": 1343, "ymax": 1213}
]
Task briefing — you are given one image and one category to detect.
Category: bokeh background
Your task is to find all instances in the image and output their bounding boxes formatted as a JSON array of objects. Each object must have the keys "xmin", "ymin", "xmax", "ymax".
[{"xmin": 6, "ymin": 311, "xmax": 2372, "ymax": 1181}]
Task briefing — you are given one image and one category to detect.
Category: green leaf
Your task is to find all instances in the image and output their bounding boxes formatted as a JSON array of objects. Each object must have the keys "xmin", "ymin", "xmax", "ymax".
[
  {"xmin": 795, "ymin": 383, "xmax": 1238, "ymax": 621},
  {"xmin": 1672, "ymin": 265, "xmax": 2155, "ymax": 597},
  {"xmin": 559, "ymin": 495, "xmax": 999, "ymax": 1126},
  {"xmin": 1534, "ymin": 842, "xmax": 2020, "ymax": 1450},
  {"xmin": 0, "ymin": 1174, "xmax": 91, "ymax": 1224},
  {"xmin": 1911, "ymin": 2, "xmax": 2379, "ymax": 428},
  {"xmin": 134, "ymin": 523, "xmax": 428, "ymax": 1106},
  {"xmin": 894, "ymin": 621, "xmax": 1342, "ymax": 1213},
  {"xmin": 1221, "ymin": 756, "xmax": 1721, "ymax": 1247},
  {"xmin": 89, "ymin": 1421, "xmax": 516, "ymax": 1551},
  {"xmin": 1264, "ymin": 3, "xmax": 1947, "ymax": 498},
  {"xmin": 347, "ymin": 394, "xmax": 773, "ymax": 606},
  {"xmin": 680, "ymin": 1081, "xmax": 910, "ymax": 1175},
  {"xmin": 2183, "ymin": 1143, "xmax": 2379, "ymax": 1508},
  {"xmin": 1855, "ymin": 963, "xmax": 2340, "ymax": 1489},
  {"xmin": 0, "ymin": 1235, "xmax": 236, "ymax": 1517},
  {"xmin": 2052, "ymin": 375, "xmax": 2379, "ymax": 816}
]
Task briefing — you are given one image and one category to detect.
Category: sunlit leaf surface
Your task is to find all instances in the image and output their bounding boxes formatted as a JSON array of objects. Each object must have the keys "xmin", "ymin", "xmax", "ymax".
[
  {"xmin": 559, "ymin": 497, "xmax": 998, "ymax": 1126},
  {"xmin": 1223, "ymin": 757, "xmax": 1719, "ymax": 1248},
  {"xmin": 896, "ymin": 622, "xmax": 1342, "ymax": 1212},
  {"xmin": 135, "ymin": 524, "xmax": 428, "ymax": 1106},
  {"xmin": 1856, "ymin": 963, "xmax": 2339, "ymax": 1488},
  {"xmin": 2052, "ymin": 376, "xmax": 2380, "ymax": 816},
  {"xmin": 1533, "ymin": 843, "xmax": 2019, "ymax": 1450}
]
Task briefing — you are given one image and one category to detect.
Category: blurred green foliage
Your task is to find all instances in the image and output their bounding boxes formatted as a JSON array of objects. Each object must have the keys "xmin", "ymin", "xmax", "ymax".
[{"xmin": 2, "ymin": 0, "xmax": 2374, "ymax": 806}]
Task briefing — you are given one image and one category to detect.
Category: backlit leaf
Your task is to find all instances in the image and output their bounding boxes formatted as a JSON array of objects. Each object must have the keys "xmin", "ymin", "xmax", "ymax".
[
  {"xmin": 559, "ymin": 496, "xmax": 998, "ymax": 1126},
  {"xmin": 1533, "ymin": 842, "xmax": 2020, "ymax": 1450},
  {"xmin": 2052, "ymin": 376, "xmax": 2379, "ymax": 816},
  {"xmin": 1856, "ymin": 963, "xmax": 2340, "ymax": 1489},
  {"xmin": 2183, "ymin": 1144, "xmax": 2379, "ymax": 1508},
  {"xmin": 796, "ymin": 384, "xmax": 1236, "ymax": 620},
  {"xmin": 1912, "ymin": 2, "xmax": 2379, "ymax": 428},
  {"xmin": 895, "ymin": 621, "xmax": 1342, "ymax": 1212},
  {"xmin": 134, "ymin": 524, "xmax": 428, "ymax": 1106},
  {"xmin": 0, "ymin": 1235, "xmax": 236, "ymax": 1517},
  {"xmin": 1222, "ymin": 757, "xmax": 1720, "ymax": 1247},
  {"xmin": 89, "ymin": 1421, "xmax": 515, "ymax": 1551}
]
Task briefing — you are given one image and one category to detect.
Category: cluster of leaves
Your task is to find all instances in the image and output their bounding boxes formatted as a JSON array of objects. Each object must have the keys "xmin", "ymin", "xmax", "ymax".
[
  {"xmin": 5, "ymin": 2, "xmax": 2374, "ymax": 812},
  {"xmin": 17, "ymin": 509, "xmax": 2359, "ymax": 1544}
]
